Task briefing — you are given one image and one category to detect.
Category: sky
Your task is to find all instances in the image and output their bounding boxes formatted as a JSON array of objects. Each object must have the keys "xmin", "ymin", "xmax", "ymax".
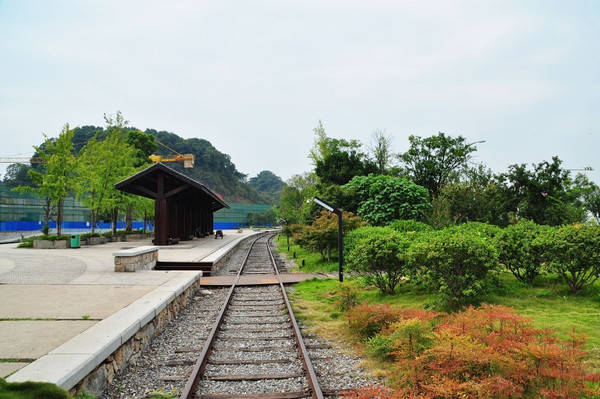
[{"xmin": 0, "ymin": 0, "xmax": 599, "ymax": 184}]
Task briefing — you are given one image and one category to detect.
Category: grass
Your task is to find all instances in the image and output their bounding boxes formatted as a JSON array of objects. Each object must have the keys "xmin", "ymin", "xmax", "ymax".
[
  {"xmin": 290, "ymin": 274, "xmax": 600, "ymax": 350},
  {"xmin": 0, "ymin": 378, "xmax": 94, "ymax": 399},
  {"xmin": 274, "ymin": 234, "xmax": 339, "ymax": 273}
]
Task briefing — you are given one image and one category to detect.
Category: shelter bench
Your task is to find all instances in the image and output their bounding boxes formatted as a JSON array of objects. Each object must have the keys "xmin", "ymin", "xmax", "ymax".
[{"xmin": 113, "ymin": 246, "xmax": 158, "ymax": 272}]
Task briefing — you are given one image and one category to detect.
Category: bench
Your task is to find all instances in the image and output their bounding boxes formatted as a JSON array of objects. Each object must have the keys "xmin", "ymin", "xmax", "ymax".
[{"xmin": 113, "ymin": 246, "xmax": 159, "ymax": 272}]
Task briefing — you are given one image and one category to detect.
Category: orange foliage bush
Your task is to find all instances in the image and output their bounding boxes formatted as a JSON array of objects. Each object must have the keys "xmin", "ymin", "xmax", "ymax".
[
  {"xmin": 347, "ymin": 303, "xmax": 437, "ymax": 339},
  {"xmin": 352, "ymin": 304, "xmax": 600, "ymax": 399}
]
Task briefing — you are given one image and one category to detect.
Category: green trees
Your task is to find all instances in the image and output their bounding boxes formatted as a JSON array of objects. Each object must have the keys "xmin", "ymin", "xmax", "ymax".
[
  {"xmin": 309, "ymin": 121, "xmax": 376, "ymax": 186},
  {"xmin": 248, "ymin": 171, "xmax": 285, "ymax": 202},
  {"xmin": 293, "ymin": 210, "xmax": 364, "ymax": 261},
  {"xmin": 344, "ymin": 174, "xmax": 429, "ymax": 226},
  {"xmin": 76, "ymin": 113, "xmax": 138, "ymax": 234},
  {"xmin": 2, "ymin": 163, "xmax": 33, "ymax": 188},
  {"xmin": 16, "ymin": 125, "xmax": 77, "ymax": 236},
  {"xmin": 278, "ymin": 173, "xmax": 318, "ymax": 224},
  {"xmin": 398, "ymin": 132, "xmax": 478, "ymax": 197},
  {"xmin": 346, "ymin": 231, "xmax": 411, "ymax": 294},
  {"xmin": 499, "ymin": 157, "xmax": 585, "ymax": 226}
]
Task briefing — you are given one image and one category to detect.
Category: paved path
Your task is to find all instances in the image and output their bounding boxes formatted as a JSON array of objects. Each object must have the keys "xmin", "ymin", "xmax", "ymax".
[{"xmin": 0, "ymin": 229, "xmax": 258, "ymax": 378}]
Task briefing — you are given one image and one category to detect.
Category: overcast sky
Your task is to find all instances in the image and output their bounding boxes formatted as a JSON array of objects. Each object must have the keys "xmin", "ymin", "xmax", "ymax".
[{"xmin": 1, "ymin": 1, "xmax": 598, "ymax": 184}]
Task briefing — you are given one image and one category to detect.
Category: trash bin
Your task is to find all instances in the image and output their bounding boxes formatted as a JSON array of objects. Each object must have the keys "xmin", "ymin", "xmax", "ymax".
[{"xmin": 71, "ymin": 234, "xmax": 80, "ymax": 248}]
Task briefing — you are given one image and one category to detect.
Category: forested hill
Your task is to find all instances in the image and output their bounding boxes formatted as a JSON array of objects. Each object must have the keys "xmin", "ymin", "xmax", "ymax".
[
  {"xmin": 145, "ymin": 129, "xmax": 274, "ymax": 203},
  {"xmin": 3, "ymin": 125, "xmax": 283, "ymax": 204}
]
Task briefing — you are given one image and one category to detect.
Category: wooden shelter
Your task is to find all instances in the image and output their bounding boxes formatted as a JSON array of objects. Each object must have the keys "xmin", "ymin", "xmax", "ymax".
[{"xmin": 115, "ymin": 163, "xmax": 228, "ymax": 245}]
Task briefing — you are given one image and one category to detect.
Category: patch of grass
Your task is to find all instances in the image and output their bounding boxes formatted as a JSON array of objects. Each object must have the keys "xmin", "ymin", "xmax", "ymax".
[
  {"xmin": 488, "ymin": 271, "xmax": 600, "ymax": 347},
  {"xmin": 81, "ymin": 315, "xmax": 90, "ymax": 320},
  {"xmin": 292, "ymin": 273, "xmax": 600, "ymax": 349},
  {"xmin": 0, "ymin": 378, "xmax": 74, "ymax": 399},
  {"xmin": 147, "ymin": 391, "xmax": 178, "ymax": 399},
  {"xmin": 274, "ymin": 235, "xmax": 338, "ymax": 273}
]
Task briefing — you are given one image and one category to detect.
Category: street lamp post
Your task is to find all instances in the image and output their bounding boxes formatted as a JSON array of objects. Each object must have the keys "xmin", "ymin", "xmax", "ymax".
[{"xmin": 313, "ymin": 197, "xmax": 343, "ymax": 282}]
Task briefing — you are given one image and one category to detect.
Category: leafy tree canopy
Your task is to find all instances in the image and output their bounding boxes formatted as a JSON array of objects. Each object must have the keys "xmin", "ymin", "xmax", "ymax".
[
  {"xmin": 398, "ymin": 132, "xmax": 478, "ymax": 197},
  {"xmin": 498, "ymin": 156, "xmax": 585, "ymax": 225},
  {"xmin": 248, "ymin": 170, "xmax": 285, "ymax": 202},
  {"xmin": 2, "ymin": 163, "xmax": 33, "ymax": 188},
  {"xmin": 344, "ymin": 174, "xmax": 430, "ymax": 226}
]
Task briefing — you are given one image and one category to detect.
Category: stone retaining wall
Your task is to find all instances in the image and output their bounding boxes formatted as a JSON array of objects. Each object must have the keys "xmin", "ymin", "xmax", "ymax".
[
  {"xmin": 33, "ymin": 239, "xmax": 69, "ymax": 249},
  {"xmin": 114, "ymin": 250, "xmax": 158, "ymax": 272},
  {"xmin": 69, "ymin": 279, "xmax": 200, "ymax": 397}
]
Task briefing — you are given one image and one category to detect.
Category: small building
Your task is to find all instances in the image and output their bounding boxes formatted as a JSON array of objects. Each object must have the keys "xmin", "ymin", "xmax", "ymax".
[{"xmin": 115, "ymin": 163, "xmax": 229, "ymax": 245}]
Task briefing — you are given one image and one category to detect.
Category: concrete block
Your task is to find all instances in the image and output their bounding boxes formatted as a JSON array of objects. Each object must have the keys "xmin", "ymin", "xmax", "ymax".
[
  {"xmin": 7, "ymin": 353, "xmax": 92, "ymax": 389},
  {"xmin": 112, "ymin": 246, "xmax": 157, "ymax": 257}
]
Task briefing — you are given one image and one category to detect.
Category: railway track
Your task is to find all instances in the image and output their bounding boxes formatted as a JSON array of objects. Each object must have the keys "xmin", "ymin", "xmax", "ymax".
[{"xmin": 180, "ymin": 233, "xmax": 325, "ymax": 399}]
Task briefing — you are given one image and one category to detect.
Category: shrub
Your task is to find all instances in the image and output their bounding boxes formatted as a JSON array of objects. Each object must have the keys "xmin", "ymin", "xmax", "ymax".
[
  {"xmin": 0, "ymin": 378, "xmax": 73, "ymax": 399},
  {"xmin": 344, "ymin": 226, "xmax": 395, "ymax": 257},
  {"xmin": 446, "ymin": 221, "xmax": 502, "ymax": 238},
  {"xmin": 348, "ymin": 304, "xmax": 436, "ymax": 339},
  {"xmin": 533, "ymin": 224, "xmax": 600, "ymax": 293},
  {"xmin": 366, "ymin": 334, "xmax": 394, "ymax": 360},
  {"xmin": 293, "ymin": 210, "xmax": 364, "ymax": 260},
  {"xmin": 347, "ymin": 303, "xmax": 403, "ymax": 339},
  {"xmin": 495, "ymin": 220, "xmax": 549, "ymax": 285},
  {"xmin": 347, "ymin": 385, "xmax": 400, "ymax": 399},
  {"xmin": 346, "ymin": 232, "xmax": 411, "ymax": 294},
  {"xmin": 392, "ymin": 305, "xmax": 600, "ymax": 399},
  {"xmin": 388, "ymin": 318, "xmax": 435, "ymax": 359},
  {"xmin": 387, "ymin": 219, "xmax": 433, "ymax": 233},
  {"xmin": 336, "ymin": 283, "xmax": 361, "ymax": 311},
  {"xmin": 409, "ymin": 229, "xmax": 499, "ymax": 309}
]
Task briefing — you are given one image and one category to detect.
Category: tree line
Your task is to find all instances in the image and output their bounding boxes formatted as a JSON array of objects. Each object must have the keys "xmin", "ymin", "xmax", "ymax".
[{"xmin": 279, "ymin": 121, "xmax": 599, "ymax": 227}]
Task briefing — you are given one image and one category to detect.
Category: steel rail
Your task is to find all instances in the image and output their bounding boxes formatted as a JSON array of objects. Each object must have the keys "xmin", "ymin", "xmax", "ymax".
[
  {"xmin": 179, "ymin": 234, "xmax": 265, "ymax": 399},
  {"xmin": 266, "ymin": 235, "xmax": 324, "ymax": 399}
]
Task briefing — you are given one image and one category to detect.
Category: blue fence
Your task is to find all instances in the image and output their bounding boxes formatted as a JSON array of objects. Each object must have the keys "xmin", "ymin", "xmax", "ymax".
[{"xmin": 0, "ymin": 221, "xmax": 153, "ymax": 232}]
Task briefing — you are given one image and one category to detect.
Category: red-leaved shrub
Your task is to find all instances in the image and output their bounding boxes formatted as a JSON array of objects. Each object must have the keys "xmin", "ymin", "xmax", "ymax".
[
  {"xmin": 353, "ymin": 304, "xmax": 600, "ymax": 398},
  {"xmin": 347, "ymin": 303, "xmax": 437, "ymax": 339}
]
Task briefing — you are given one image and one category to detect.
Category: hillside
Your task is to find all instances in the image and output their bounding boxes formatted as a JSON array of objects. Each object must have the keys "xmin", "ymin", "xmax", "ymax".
[{"xmin": 3, "ymin": 125, "xmax": 281, "ymax": 204}]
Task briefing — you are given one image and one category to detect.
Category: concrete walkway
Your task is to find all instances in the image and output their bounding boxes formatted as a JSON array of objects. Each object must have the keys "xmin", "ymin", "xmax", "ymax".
[{"xmin": 0, "ymin": 229, "xmax": 257, "ymax": 378}]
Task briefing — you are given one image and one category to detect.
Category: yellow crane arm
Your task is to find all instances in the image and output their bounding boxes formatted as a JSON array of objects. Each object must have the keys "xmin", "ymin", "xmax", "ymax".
[{"xmin": 148, "ymin": 153, "xmax": 195, "ymax": 168}]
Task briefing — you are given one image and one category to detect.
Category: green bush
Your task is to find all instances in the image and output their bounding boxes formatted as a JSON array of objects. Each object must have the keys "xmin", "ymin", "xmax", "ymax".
[
  {"xmin": 445, "ymin": 221, "xmax": 502, "ymax": 238},
  {"xmin": 80, "ymin": 232, "xmax": 101, "ymax": 238},
  {"xmin": 533, "ymin": 224, "xmax": 600, "ymax": 293},
  {"xmin": 0, "ymin": 378, "xmax": 72, "ymax": 399},
  {"xmin": 336, "ymin": 283, "xmax": 361, "ymax": 311},
  {"xmin": 409, "ymin": 229, "xmax": 499, "ymax": 309},
  {"xmin": 387, "ymin": 219, "xmax": 432, "ymax": 233},
  {"xmin": 344, "ymin": 226, "xmax": 395, "ymax": 257},
  {"xmin": 346, "ymin": 231, "xmax": 412, "ymax": 294},
  {"xmin": 495, "ymin": 220, "xmax": 549, "ymax": 285},
  {"xmin": 366, "ymin": 334, "xmax": 393, "ymax": 360}
]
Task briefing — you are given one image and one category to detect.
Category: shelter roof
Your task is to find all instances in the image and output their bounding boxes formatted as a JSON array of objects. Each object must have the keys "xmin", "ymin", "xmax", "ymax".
[{"xmin": 114, "ymin": 163, "xmax": 229, "ymax": 211}]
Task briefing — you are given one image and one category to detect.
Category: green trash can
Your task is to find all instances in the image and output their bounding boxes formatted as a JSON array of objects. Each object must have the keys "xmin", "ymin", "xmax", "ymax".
[{"xmin": 70, "ymin": 234, "xmax": 80, "ymax": 248}]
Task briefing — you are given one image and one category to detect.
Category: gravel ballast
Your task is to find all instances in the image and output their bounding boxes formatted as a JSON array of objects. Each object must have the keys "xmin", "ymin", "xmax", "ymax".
[{"xmin": 101, "ymin": 234, "xmax": 376, "ymax": 398}]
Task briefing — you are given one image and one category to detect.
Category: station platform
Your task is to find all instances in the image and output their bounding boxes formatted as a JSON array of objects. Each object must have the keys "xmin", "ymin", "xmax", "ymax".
[
  {"xmin": 1, "ymin": 229, "xmax": 326, "ymax": 393},
  {"xmin": 0, "ymin": 229, "xmax": 259, "ymax": 379}
]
